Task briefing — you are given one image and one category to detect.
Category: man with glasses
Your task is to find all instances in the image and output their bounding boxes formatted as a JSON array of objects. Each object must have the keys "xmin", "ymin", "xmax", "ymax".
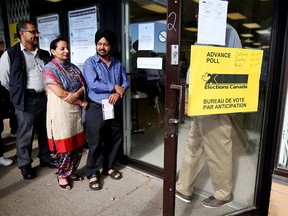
[{"xmin": 0, "ymin": 20, "xmax": 54, "ymax": 180}]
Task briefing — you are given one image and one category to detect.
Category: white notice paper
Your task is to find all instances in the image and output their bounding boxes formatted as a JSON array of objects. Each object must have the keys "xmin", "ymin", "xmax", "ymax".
[
  {"xmin": 68, "ymin": 6, "xmax": 98, "ymax": 70},
  {"xmin": 137, "ymin": 57, "xmax": 163, "ymax": 69},
  {"xmin": 197, "ymin": 0, "xmax": 228, "ymax": 46},
  {"xmin": 102, "ymin": 99, "xmax": 114, "ymax": 120},
  {"xmin": 37, "ymin": 14, "xmax": 60, "ymax": 52},
  {"xmin": 138, "ymin": 23, "xmax": 154, "ymax": 50}
]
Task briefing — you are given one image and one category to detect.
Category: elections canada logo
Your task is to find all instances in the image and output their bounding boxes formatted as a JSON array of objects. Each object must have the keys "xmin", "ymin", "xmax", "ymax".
[{"xmin": 201, "ymin": 72, "xmax": 248, "ymax": 89}]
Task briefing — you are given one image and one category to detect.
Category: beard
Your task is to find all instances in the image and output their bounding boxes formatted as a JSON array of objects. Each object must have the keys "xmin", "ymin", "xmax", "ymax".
[{"xmin": 97, "ymin": 49, "xmax": 111, "ymax": 57}]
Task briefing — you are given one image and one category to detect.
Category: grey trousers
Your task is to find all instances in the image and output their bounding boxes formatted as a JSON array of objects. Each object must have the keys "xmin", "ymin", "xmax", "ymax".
[{"xmin": 15, "ymin": 94, "xmax": 51, "ymax": 168}]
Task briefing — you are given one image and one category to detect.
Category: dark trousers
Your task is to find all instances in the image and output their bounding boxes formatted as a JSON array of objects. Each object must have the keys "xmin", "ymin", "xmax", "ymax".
[
  {"xmin": 85, "ymin": 102, "xmax": 123, "ymax": 177},
  {"xmin": 0, "ymin": 119, "xmax": 4, "ymax": 157},
  {"xmin": 0, "ymin": 103, "xmax": 18, "ymax": 158},
  {"xmin": 15, "ymin": 94, "xmax": 51, "ymax": 168},
  {"xmin": 8, "ymin": 103, "xmax": 18, "ymax": 134}
]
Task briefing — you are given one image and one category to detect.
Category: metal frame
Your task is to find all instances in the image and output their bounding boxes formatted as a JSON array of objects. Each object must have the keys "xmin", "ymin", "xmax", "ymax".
[
  {"xmin": 163, "ymin": 0, "xmax": 182, "ymax": 215},
  {"xmin": 273, "ymin": 3, "xmax": 288, "ymax": 179}
]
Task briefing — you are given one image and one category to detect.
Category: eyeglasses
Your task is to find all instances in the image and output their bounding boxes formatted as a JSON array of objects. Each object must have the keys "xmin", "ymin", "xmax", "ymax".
[{"xmin": 21, "ymin": 29, "xmax": 40, "ymax": 35}]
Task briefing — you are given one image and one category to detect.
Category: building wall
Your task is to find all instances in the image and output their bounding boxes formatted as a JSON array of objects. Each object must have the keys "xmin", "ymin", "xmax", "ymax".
[{"xmin": 269, "ymin": 181, "xmax": 288, "ymax": 216}]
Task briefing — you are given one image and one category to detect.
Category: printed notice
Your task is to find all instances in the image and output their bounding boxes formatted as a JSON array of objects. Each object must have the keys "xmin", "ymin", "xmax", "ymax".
[
  {"xmin": 138, "ymin": 23, "xmax": 154, "ymax": 51},
  {"xmin": 102, "ymin": 99, "xmax": 114, "ymax": 120},
  {"xmin": 137, "ymin": 57, "xmax": 163, "ymax": 69},
  {"xmin": 188, "ymin": 45, "xmax": 263, "ymax": 116},
  {"xmin": 197, "ymin": 0, "xmax": 228, "ymax": 46},
  {"xmin": 68, "ymin": 6, "xmax": 98, "ymax": 70},
  {"xmin": 37, "ymin": 14, "xmax": 60, "ymax": 52}
]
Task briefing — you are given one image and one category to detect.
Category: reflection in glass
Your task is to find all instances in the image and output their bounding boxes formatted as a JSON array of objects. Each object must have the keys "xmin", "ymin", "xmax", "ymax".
[
  {"xmin": 126, "ymin": 0, "xmax": 273, "ymax": 215},
  {"xmin": 278, "ymin": 89, "xmax": 288, "ymax": 170},
  {"xmin": 175, "ymin": 0, "xmax": 272, "ymax": 214}
]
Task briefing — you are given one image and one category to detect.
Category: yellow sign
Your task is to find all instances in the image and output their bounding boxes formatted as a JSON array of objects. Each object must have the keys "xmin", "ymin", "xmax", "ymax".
[
  {"xmin": 188, "ymin": 45, "xmax": 263, "ymax": 116},
  {"xmin": 9, "ymin": 23, "xmax": 19, "ymax": 47}
]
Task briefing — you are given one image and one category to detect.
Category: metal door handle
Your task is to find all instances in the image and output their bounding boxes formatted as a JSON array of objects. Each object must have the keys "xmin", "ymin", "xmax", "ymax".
[{"xmin": 169, "ymin": 84, "xmax": 186, "ymax": 124}]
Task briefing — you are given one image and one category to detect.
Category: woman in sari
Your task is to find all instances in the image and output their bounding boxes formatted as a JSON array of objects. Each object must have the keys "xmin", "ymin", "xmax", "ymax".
[{"xmin": 42, "ymin": 37, "xmax": 88, "ymax": 190}]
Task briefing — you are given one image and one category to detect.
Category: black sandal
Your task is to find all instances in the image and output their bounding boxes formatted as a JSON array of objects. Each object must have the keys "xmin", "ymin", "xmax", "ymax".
[
  {"xmin": 88, "ymin": 173, "xmax": 102, "ymax": 191},
  {"xmin": 102, "ymin": 169, "xmax": 122, "ymax": 180},
  {"xmin": 69, "ymin": 174, "xmax": 84, "ymax": 182},
  {"xmin": 57, "ymin": 178, "xmax": 71, "ymax": 191}
]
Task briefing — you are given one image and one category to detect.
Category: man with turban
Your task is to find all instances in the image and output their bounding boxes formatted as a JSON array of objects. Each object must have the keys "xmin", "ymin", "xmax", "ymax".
[{"xmin": 83, "ymin": 29, "xmax": 130, "ymax": 191}]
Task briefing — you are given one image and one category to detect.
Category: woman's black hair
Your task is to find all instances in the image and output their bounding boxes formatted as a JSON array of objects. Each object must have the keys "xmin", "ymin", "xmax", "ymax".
[{"xmin": 50, "ymin": 37, "xmax": 68, "ymax": 58}]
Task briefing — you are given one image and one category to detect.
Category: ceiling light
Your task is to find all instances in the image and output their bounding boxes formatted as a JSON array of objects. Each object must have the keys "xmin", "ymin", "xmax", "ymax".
[
  {"xmin": 260, "ymin": 45, "xmax": 270, "ymax": 49},
  {"xmin": 227, "ymin": 12, "xmax": 246, "ymax": 20},
  {"xmin": 141, "ymin": 4, "xmax": 167, "ymax": 14},
  {"xmin": 243, "ymin": 23, "xmax": 261, "ymax": 29},
  {"xmin": 184, "ymin": 27, "xmax": 198, "ymax": 32},
  {"xmin": 256, "ymin": 29, "xmax": 271, "ymax": 35},
  {"xmin": 46, "ymin": 0, "xmax": 63, "ymax": 2},
  {"xmin": 244, "ymin": 38, "xmax": 254, "ymax": 43},
  {"xmin": 241, "ymin": 33, "xmax": 254, "ymax": 38},
  {"xmin": 253, "ymin": 42, "xmax": 261, "ymax": 46}
]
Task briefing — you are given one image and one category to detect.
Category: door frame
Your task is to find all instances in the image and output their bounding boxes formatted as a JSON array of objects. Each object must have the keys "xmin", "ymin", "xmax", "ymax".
[
  {"xmin": 119, "ymin": 0, "xmax": 283, "ymax": 215},
  {"xmin": 256, "ymin": 0, "xmax": 288, "ymax": 215},
  {"xmin": 162, "ymin": 0, "xmax": 284, "ymax": 215},
  {"xmin": 163, "ymin": 0, "xmax": 182, "ymax": 215}
]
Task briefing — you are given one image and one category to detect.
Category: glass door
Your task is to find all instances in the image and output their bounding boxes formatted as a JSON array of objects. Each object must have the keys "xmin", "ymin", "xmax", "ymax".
[
  {"xmin": 123, "ymin": 0, "xmax": 274, "ymax": 215},
  {"xmin": 124, "ymin": 0, "xmax": 167, "ymax": 169},
  {"xmin": 175, "ymin": 0, "xmax": 274, "ymax": 215}
]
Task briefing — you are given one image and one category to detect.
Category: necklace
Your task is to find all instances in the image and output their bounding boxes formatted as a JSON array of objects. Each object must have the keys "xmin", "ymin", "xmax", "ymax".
[
  {"xmin": 52, "ymin": 59, "xmax": 74, "ymax": 75},
  {"xmin": 51, "ymin": 58, "xmax": 86, "ymax": 87}
]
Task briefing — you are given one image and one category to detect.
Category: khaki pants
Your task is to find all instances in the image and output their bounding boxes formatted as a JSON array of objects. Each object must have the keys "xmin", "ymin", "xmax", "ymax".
[{"xmin": 176, "ymin": 114, "xmax": 233, "ymax": 200}]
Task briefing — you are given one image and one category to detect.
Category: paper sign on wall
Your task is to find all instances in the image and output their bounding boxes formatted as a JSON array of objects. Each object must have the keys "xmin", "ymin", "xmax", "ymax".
[{"xmin": 188, "ymin": 45, "xmax": 263, "ymax": 116}]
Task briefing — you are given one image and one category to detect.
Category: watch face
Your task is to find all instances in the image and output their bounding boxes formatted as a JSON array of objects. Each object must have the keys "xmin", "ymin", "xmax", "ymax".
[{"xmin": 158, "ymin": 30, "xmax": 167, "ymax": 42}]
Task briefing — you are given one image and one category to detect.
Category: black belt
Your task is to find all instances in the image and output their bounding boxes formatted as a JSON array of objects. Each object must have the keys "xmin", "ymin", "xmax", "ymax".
[
  {"xmin": 26, "ymin": 89, "xmax": 45, "ymax": 97},
  {"xmin": 89, "ymin": 100, "xmax": 102, "ymax": 108}
]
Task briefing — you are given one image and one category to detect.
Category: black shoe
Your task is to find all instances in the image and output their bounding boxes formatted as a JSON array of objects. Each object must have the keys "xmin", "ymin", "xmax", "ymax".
[
  {"xmin": 40, "ymin": 161, "xmax": 57, "ymax": 169},
  {"xmin": 20, "ymin": 165, "xmax": 35, "ymax": 180},
  {"xmin": 57, "ymin": 178, "xmax": 71, "ymax": 191}
]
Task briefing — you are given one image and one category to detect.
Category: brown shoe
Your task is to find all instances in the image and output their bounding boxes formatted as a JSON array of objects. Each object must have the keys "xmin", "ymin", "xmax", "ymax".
[
  {"xmin": 175, "ymin": 190, "xmax": 192, "ymax": 203},
  {"xmin": 201, "ymin": 195, "xmax": 233, "ymax": 208}
]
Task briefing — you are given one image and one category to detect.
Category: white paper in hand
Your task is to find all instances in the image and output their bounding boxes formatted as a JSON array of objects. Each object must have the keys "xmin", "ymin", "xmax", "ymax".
[{"xmin": 102, "ymin": 99, "xmax": 114, "ymax": 120}]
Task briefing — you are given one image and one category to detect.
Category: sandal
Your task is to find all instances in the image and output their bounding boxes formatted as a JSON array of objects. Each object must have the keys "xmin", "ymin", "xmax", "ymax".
[
  {"xmin": 88, "ymin": 173, "xmax": 102, "ymax": 191},
  {"xmin": 57, "ymin": 178, "xmax": 71, "ymax": 191},
  {"xmin": 102, "ymin": 169, "xmax": 122, "ymax": 180},
  {"xmin": 69, "ymin": 174, "xmax": 84, "ymax": 182}
]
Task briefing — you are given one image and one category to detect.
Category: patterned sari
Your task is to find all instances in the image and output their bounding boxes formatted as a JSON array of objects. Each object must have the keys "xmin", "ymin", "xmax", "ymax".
[{"xmin": 43, "ymin": 59, "xmax": 86, "ymax": 178}]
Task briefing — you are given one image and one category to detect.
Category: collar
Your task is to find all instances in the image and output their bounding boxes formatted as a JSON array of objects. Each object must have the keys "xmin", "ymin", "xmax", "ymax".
[
  {"xmin": 20, "ymin": 42, "xmax": 39, "ymax": 54},
  {"xmin": 95, "ymin": 53, "xmax": 114, "ymax": 63}
]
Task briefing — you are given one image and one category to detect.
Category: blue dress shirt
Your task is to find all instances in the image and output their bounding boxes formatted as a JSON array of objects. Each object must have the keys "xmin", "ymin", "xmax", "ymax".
[{"xmin": 83, "ymin": 53, "xmax": 130, "ymax": 105}]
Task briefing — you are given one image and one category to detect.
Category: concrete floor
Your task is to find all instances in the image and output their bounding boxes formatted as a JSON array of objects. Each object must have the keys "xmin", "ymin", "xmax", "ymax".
[
  {"xmin": 1, "ymin": 119, "xmax": 248, "ymax": 216},
  {"xmin": 130, "ymin": 114, "xmax": 259, "ymax": 214},
  {"xmin": 0, "ymin": 119, "xmax": 163, "ymax": 216}
]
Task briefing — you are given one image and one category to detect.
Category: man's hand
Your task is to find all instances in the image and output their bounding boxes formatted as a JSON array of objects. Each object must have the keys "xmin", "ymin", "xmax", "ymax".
[
  {"xmin": 80, "ymin": 101, "xmax": 89, "ymax": 110},
  {"xmin": 114, "ymin": 85, "xmax": 125, "ymax": 98},
  {"xmin": 108, "ymin": 93, "xmax": 121, "ymax": 105}
]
